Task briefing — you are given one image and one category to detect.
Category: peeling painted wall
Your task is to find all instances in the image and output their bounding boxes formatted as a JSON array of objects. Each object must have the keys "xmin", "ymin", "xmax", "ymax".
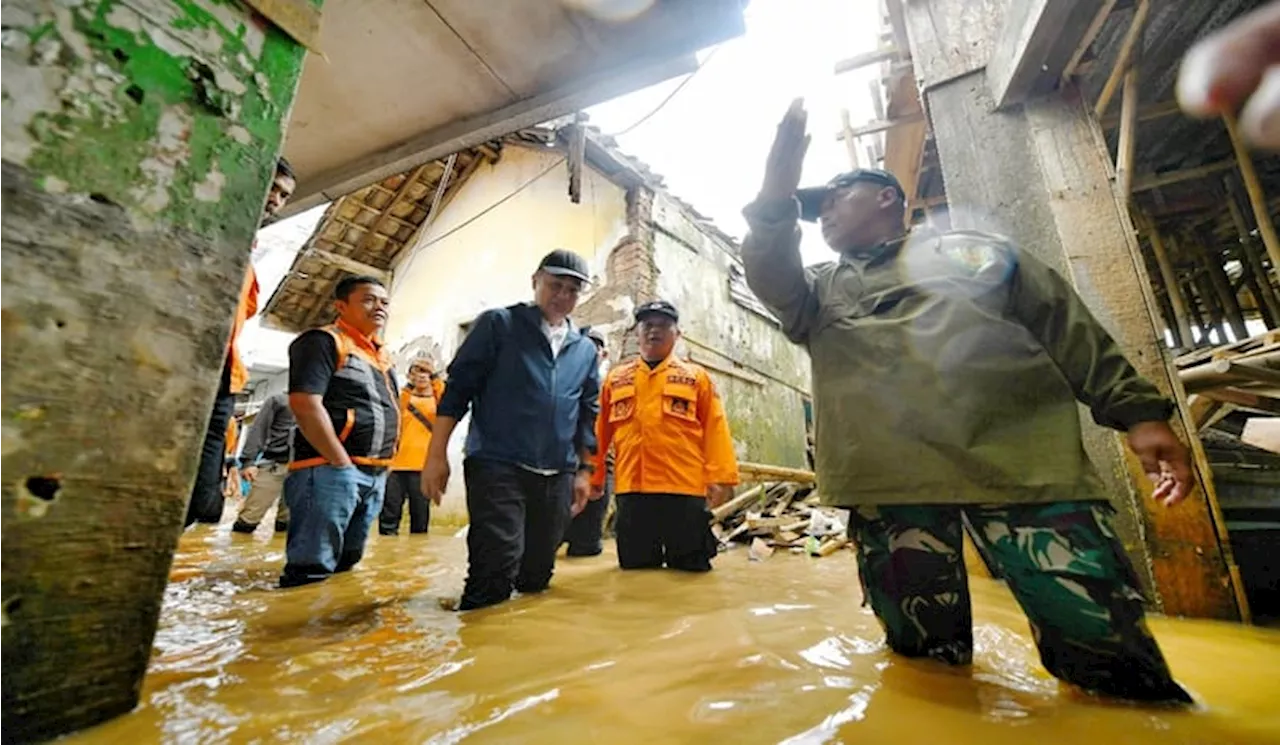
[
  {"xmin": 650, "ymin": 194, "xmax": 812, "ymax": 468},
  {"xmin": 1, "ymin": 0, "xmax": 313, "ymax": 738}
]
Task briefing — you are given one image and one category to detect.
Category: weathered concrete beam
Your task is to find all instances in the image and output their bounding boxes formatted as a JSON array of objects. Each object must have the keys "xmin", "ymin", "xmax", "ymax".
[
  {"xmin": 987, "ymin": 0, "xmax": 1112, "ymax": 108},
  {"xmin": 1, "ymin": 0, "xmax": 312, "ymax": 739}
]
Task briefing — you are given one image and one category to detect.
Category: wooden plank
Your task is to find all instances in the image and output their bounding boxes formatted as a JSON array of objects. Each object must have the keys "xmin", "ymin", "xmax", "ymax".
[
  {"xmin": 1133, "ymin": 160, "xmax": 1235, "ymax": 192},
  {"xmin": 303, "ymin": 247, "xmax": 390, "ymax": 281},
  {"xmin": 1202, "ymin": 387, "xmax": 1280, "ymax": 415},
  {"xmin": 351, "ymin": 161, "xmax": 430, "ymax": 259},
  {"xmin": 1094, "ymin": 0, "xmax": 1148, "ymax": 116},
  {"xmin": 1241, "ymin": 418, "xmax": 1280, "ymax": 455},
  {"xmin": 737, "ymin": 462, "xmax": 815, "ymax": 483},
  {"xmin": 1100, "ymin": 99, "xmax": 1181, "ymax": 129},
  {"xmin": 834, "ymin": 46, "xmax": 899, "ymax": 74},
  {"xmin": 242, "ymin": 0, "xmax": 323, "ymax": 54},
  {"xmin": 835, "ymin": 112, "xmax": 925, "ymax": 140},
  {"xmin": 1201, "ymin": 243, "xmax": 1250, "ymax": 341}
]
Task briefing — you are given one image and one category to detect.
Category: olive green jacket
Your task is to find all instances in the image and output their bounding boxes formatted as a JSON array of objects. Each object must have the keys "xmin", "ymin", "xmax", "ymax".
[{"xmin": 741, "ymin": 198, "xmax": 1172, "ymax": 506}]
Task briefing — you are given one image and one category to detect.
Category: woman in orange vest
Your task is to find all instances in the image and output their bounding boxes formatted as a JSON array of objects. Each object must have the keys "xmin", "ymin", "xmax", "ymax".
[{"xmin": 379, "ymin": 357, "xmax": 444, "ymax": 535}]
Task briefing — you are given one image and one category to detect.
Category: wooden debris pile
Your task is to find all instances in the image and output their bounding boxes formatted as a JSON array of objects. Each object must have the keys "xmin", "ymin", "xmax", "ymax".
[{"xmin": 712, "ymin": 464, "xmax": 852, "ymax": 559}]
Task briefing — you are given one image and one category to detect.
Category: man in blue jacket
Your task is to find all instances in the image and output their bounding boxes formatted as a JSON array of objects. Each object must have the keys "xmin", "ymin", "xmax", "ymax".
[{"xmin": 423, "ymin": 250, "xmax": 600, "ymax": 610}]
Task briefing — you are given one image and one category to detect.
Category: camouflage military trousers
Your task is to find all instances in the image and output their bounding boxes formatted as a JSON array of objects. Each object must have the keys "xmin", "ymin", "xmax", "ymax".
[{"xmin": 849, "ymin": 500, "xmax": 1192, "ymax": 704}]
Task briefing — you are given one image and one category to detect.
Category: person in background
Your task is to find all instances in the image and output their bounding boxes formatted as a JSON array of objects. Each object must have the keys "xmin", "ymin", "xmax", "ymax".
[
  {"xmin": 380, "ymin": 357, "xmax": 444, "ymax": 536},
  {"xmin": 739, "ymin": 99, "xmax": 1196, "ymax": 704},
  {"xmin": 232, "ymin": 392, "xmax": 297, "ymax": 535},
  {"xmin": 221, "ymin": 413, "xmax": 242, "ymax": 502},
  {"xmin": 590, "ymin": 301, "xmax": 738, "ymax": 572},
  {"xmin": 186, "ymin": 157, "xmax": 297, "ymax": 526},
  {"xmin": 423, "ymin": 250, "xmax": 600, "ymax": 610},
  {"xmin": 561, "ymin": 327, "xmax": 613, "ymax": 557},
  {"xmin": 281, "ymin": 275, "xmax": 399, "ymax": 588}
]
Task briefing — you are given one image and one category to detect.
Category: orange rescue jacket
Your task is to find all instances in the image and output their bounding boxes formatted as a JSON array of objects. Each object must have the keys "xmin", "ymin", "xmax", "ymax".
[
  {"xmin": 390, "ymin": 380, "xmax": 443, "ymax": 471},
  {"xmin": 227, "ymin": 264, "xmax": 259, "ymax": 394},
  {"xmin": 591, "ymin": 355, "xmax": 739, "ymax": 497}
]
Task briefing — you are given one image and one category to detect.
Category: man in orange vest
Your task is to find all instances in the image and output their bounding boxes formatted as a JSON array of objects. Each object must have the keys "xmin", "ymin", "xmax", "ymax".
[
  {"xmin": 590, "ymin": 300, "xmax": 739, "ymax": 572},
  {"xmin": 185, "ymin": 157, "xmax": 296, "ymax": 527},
  {"xmin": 282, "ymin": 275, "xmax": 400, "ymax": 588},
  {"xmin": 379, "ymin": 357, "xmax": 444, "ymax": 536}
]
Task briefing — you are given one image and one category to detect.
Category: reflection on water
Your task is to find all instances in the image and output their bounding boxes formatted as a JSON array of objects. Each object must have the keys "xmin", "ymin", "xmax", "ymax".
[{"xmin": 68, "ymin": 513, "xmax": 1280, "ymax": 744}]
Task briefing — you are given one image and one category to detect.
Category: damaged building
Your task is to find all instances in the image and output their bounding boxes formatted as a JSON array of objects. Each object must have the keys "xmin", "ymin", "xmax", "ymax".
[{"xmin": 262, "ymin": 124, "xmax": 813, "ymax": 518}]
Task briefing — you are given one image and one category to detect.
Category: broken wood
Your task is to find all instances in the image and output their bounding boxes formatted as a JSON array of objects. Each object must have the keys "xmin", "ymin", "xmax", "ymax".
[
  {"xmin": 711, "ymin": 484, "xmax": 767, "ymax": 523},
  {"xmin": 738, "ymin": 462, "xmax": 816, "ymax": 484},
  {"xmin": 1241, "ymin": 418, "xmax": 1280, "ymax": 454},
  {"xmin": 1180, "ymin": 354, "xmax": 1280, "ymax": 393}
]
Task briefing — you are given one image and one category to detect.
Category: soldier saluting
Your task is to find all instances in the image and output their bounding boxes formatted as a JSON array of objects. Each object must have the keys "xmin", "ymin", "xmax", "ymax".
[{"xmin": 740, "ymin": 98, "xmax": 1196, "ymax": 704}]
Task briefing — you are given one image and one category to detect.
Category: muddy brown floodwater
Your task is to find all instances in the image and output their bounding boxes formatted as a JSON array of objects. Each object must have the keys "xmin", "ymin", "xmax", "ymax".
[{"xmin": 68, "ymin": 510, "xmax": 1280, "ymax": 745}]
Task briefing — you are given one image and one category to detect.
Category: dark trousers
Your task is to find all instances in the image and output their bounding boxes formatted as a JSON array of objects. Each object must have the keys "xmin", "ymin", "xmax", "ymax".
[
  {"xmin": 615, "ymin": 493, "xmax": 718, "ymax": 572},
  {"xmin": 185, "ymin": 371, "xmax": 235, "ymax": 527},
  {"xmin": 379, "ymin": 470, "xmax": 430, "ymax": 535},
  {"xmin": 562, "ymin": 466, "xmax": 613, "ymax": 556},
  {"xmin": 460, "ymin": 458, "xmax": 573, "ymax": 611}
]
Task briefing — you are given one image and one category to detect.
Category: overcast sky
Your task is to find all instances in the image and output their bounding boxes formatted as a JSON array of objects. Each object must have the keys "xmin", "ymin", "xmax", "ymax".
[{"xmin": 242, "ymin": 0, "xmax": 883, "ymax": 367}]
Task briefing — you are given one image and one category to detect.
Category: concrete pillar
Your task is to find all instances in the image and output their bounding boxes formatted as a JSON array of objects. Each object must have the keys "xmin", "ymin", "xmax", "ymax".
[
  {"xmin": 1, "ymin": 1, "xmax": 313, "ymax": 739},
  {"xmin": 904, "ymin": 0, "xmax": 1240, "ymax": 618}
]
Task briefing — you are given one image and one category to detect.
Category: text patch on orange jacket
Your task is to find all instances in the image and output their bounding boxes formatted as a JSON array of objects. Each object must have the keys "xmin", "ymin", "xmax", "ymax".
[
  {"xmin": 591, "ymin": 356, "xmax": 739, "ymax": 498},
  {"xmin": 390, "ymin": 381, "xmax": 442, "ymax": 471}
]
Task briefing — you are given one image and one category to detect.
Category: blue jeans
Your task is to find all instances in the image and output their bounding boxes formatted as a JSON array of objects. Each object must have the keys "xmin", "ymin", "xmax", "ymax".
[{"xmin": 280, "ymin": 465, "xmax": 387, "ymax": 588}]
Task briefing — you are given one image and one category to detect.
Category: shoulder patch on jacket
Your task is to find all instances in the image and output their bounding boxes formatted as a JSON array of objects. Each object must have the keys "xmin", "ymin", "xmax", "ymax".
[{"xmin": 930, "ymin": 231, "xmax": 1017, "ymax": 282}]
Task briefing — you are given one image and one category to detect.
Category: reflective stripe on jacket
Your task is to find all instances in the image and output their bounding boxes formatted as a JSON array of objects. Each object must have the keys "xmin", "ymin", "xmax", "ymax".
[
  {"xmin": 289, "ymin": 319, "xmax": 401, "ymax": 471},
  {"xmin": 591, "ymin": 355, "xmax": 739, "ymax": 498}
]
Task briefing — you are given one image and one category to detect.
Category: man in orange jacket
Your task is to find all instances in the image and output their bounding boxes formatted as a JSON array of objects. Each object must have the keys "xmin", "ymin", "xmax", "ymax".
[
  {"xmin": 591, "ymin": 300, "xmax": 739, "ymax": 572},
  {"xmin": 186, "ymin": 157, "xmax": 296, "ymax": 527},
  {"xmin": 380, "ymin": 357, "xmax": 445, "ymax": 535}
]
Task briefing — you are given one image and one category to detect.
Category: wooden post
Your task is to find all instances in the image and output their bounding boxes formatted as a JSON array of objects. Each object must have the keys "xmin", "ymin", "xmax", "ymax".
[
  {"xmin": 1114, "ymin": 46, "xmax": 1140, "ymax": 198},
  {"xmin": 1199, "ymin": 236, "xmax": 1249, "ymax": 341},
  {"xmin": 1139, "ymin": 216, "xmax": 1194, "ymax": 348},
  {"xmin": 1236, "ymin": 248, "xmax": 1277, "ymax": 329},
  {"xmin": 1224, "ymin": 113, "xmax": 1280, "ymax": 277},
  {"xmin": 1226, "ymin": 176, "xmax": 1280, "ymax": 326},
  {"xmin": 840, "ymin": 109, "xmax": 861, "ymax": 169},
  {"xmin": 1094, "ymin": 0, "xmax": 1148, "ymax": 116},
  {"xmin": 1193, "ymin": 268, "xmax": 1228, "ymax": 344},
  {"xmin": 1182, "ymin": 279, "xmax": 1208, "ymax": 346}
]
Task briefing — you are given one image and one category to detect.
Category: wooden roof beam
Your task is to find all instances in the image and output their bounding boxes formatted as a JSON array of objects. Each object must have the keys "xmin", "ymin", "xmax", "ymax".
[
  {"xmin": 835, "ymin": 112, "xmax": 924, "ymax": 140},
  {"xmin": 352, "ymin": 161, "xmax": 429, "ymax": 256},
  {"xmin": 1101, "ymin": 99, "xmax": 1181, "ymax": 129},
  {"xmin": 1133, "ymin": 160, "xmax": 1236, "ymax": 192},
  {"xmin": 987, "ymin": 0, "xmax": 1115, "ymax": 109},
  {"xmin": 302, "ymin": 247, "xmax": 390, "ymax": 282},
  {"xmin": 834, "ymin": 46, "xmax": 899, "ymax": 75}
]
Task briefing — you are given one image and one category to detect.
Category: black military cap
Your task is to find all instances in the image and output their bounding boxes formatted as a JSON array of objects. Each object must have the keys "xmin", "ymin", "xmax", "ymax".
[
  {"xmin": 537, "ymin": 249, "xmax": 590, "ymax": 282},
  {"xmin": 795, "ymin": 169, "xmax": 907, "ymax": 222},
  {"xmin": 634, "ymin": 299, "xmax": 679, "ymax": 323}
]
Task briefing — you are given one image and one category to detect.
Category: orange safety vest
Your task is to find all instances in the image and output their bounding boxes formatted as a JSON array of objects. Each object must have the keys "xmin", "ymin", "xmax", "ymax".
[
  {"xmin": 591, "ymin": 355, "xmax": 739, "ymax": 497},
  {"xmin": 389, "ymin": 381, "xmax": 442, "ymax": 471},
  {"xmin": 289, "ymin": 319, "xmax": 401, "ymax": 471},
  {"xmin": 227, "ymin": 264, "xmax": 259, "ymax": 394},
  {"xmin": 224, "ymin": 416, "xmax": 240, "ymax": 459}
]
